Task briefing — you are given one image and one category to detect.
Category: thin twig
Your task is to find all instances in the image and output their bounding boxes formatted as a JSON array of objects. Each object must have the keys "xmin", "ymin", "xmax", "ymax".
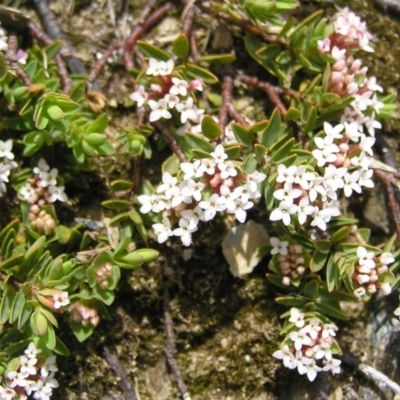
[
  {"xmin": 6, "ymin": 33, "xmax": 32, "ymax": 86},
  {"xmin": 342, "ymin": 352, "xmax": 400, "ymax": 395},
  {"xmin": 374, "ymin": 169, "xmax": 400, "ymax": 241},
  {"xmin": 152, "ymin": 122, "xmax": 187, "ymax": 163},
  {"xmin": 88, "ymin": 40, "xmax": 120, "ymax": 83},
  {"xmin": 237, "ymin": 73, "xmax": 301, "ymax": 115},
  {"xmin": 123, "ymin": 2, "xmax": 175, "ymax": 71},
  {"xmin": 103, "ymin": 346, "xmax": 138, "ymax": 400},
  {"xmin": 163, "ymin": 285, "xmax": 191, "ymax": 400},
  {"xmin": 228, "ymin": 104, "xmax": 249, "ymax": 127},
  {"xmin": 181, "ymin": 1, "xmax": 195, "ymax": 38},
  {"xmin": 219, "ymin": 67, "xmax": 235, "ymax": 135}
]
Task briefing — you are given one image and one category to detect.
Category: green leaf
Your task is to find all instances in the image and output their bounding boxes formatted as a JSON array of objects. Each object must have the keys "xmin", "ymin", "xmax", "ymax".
[
  {"xmin": 102, "ymin": 200, "xmax": 131, "ymax": 210},
  {"xmin": 310, "ymin": 250, "xmax": 328, "ymax": 272},
  {"xmin": 0, "ymin": 289, "xmax": 15, "ymax": 324},
  {"xmin": 93, "ymin": 286, "xmax": 115, "ymax": 306},
  {"xmin": 43, "ymin": 324, "xmax": 56, "ymax": 350},
  {"xmin": 199, "ymin": 53, "xmax": 236, "ymax": 64},
  {"xmin": 326, "ymin": 256, "xmax": 336, "ymax": 292},
  {"xmin": 330, "ymin": 226, "xmax": 350, "ymax": 242},
  {"xmin": 304, "ymin": 280, "xmax": 319, "ymax": 300},
  {"xmin": 137, "ymin": 41, "xmax": 171, "ymax": 61},
  {"xmin": 30, "ymin": 310, "xmax": 48, "ymax": 336},
  {"xmin": 315, "ymin": 299, "xmax": 348, "ymax": 320},
  {"xmin": 9, "ymin": 291, "xmax": 25, "ymax": 324},
  {"xmin": 270, "ymin": 137, "xmax": 295, "ymax": 163},
  {"xmin": 172, "ymin": 34, "xmax": 189, "ymax": 58},
  {"xmin": 243, "ymin": 154, "xmax": 258, "ymax": 174},
  {"xmin": 231, "ymin": 123, "xmax": 253, "ymax": 146},
  {"xmin": 284, "ymin": 107, "xmax": 301, "ymax": 122},
  {"xmin": 85, "ymin": 133, "xmax": 106, "ymax": 146},
  {"xmin": 87, "ymin": 114, "xmax": 108, "ymax": 133},
  {"xmin": 71, "ymin": 320, "xmax": 95, "ymax": 342},
  {"xmin": 276, "ymin": 295, "xmax": 306, "ymax": 307},
  {"xmin": 46, "ymin": 105, "xmax": 64, "ymax": 121},
  {"xmin": 110, "ymin": 180, "xmax": 133, "ymax": 192},
  {"xmin": 0, "ymin": 52, "xmax": 7, "ymax": 81},
  {"xmin": 162, "ymin": 154, "xmax": 180, "ymax": 175},
  {"xmin": 185, "ymin": 132, "xmax": 214, "ymax": 152},
  {"xmin": 54, "ymin": 336, "xmax": 70, "ymax": 356},
  {"xmin": 185, "ymin": 63, "xmax": 219, "ymax": 84},
  {"xmin": 201, "ymin": 115, "xmax": 222, "ymax": 140},
  {"xmin": 1, "ymin": 253, "xmax": 24, "ymax": 270},
  {"xmin": 254, "ymin": 144, "xmax": 267, "ymax": 163},
  {"xmin": 314, "ymin": 239, "xmax": 332, "ymax": 254},
  {"xmin": 261, "ymin": 108, "xmax": 282, "ymax": 147},
  {"xmin": 224, "ymin": 143, "xmax": 242, "ymax": 159}
]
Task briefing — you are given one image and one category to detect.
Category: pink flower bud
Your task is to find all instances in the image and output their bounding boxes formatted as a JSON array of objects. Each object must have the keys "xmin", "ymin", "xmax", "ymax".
[{"xmin": 356, "ymin": 274, "xmax": 370, "ymax": 285}]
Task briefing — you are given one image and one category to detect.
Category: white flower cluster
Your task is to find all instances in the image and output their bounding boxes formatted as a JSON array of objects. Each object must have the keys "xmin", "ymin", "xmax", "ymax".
[
  {"xmin": 0, "ymin": 26, "xmax": 7, "ymax": 52},
  {"xmin": 270, "ymin": 237, "xmax": 306, "ymax": 286},
  {"xmin": 0, "ymin": 139, "xmax": 17, "ymax": 197},
  {"xmin": 273, "ymin": 308, "xmax": 341, "ymax": 381},
  {"xmin": 19, "ymin": 159, "xmax": 68, "ymax": 205},
  {"xmin": 130, "ymin": 58, "xmax": 204, "ymax": 124},
  {"xmin": 1, "ymin": 343, "xmax": 58, "ymax": 400},
  {"xmin": 138, "ymin": 144, "xmax": 266, "ymax": 246},
  {"xmin": 270, "ymin": 9, "xmax": 381, "ymax": 230},
  {"xmin": 352, "ymin": 246, "xmax": 394, "ymax": 298}
]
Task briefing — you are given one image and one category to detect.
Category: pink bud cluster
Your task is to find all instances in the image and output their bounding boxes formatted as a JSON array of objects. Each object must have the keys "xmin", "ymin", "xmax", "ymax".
[
  {"xmin": 352, "ymin": 246, "xmax": 394, "ymax": 298},
  {"xmin": 273, "ymin": 308, "xmax": 341, "ymax": 381},
  {"xmin": 70, "ymin": 302, "xmax": 100, "ymax": 327},
  {"xmin": 2, "ymin": 342, "xmax": 58, "ymax": 400},
  {"xmin": 270, "ymin": 237, "xmax": 306, "ymax": 286},
  {"xmin": 18, "ymin": 158, "xmax": 68, "ymax": 205},
  {"xmin": 95, "ymin": 262, "xmax": 114, "ymax": 290},
  {"xmin": 130, "ymin": 58, "xmax": 204, "ymax": 124},
  {"xmin": 138, "ymin": 144, "xmax": 266, "ymax": 246}
]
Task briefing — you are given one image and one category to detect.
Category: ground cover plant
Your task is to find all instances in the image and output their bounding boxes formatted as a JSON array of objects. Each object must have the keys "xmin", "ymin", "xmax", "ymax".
[{"xmin": 0, "ymin": 0, "xmax": 399, "ymax": 398}]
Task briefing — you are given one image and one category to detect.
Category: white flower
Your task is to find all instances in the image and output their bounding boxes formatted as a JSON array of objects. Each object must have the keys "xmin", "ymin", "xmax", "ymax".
[
  {"xmin": 180, "ymin": 160, "xmax": 201, "ymax": 180},
  {"xmin": 270, "ymin": 201, "xmax": 298, "ymax": 226},
  {"xmin": 289, "ymin": 308, "xmax": 305, "ymax": 328},
  {"xmin": 199, "ymin": 193, "xmax": 225, "ymax": 221},
  {"xmin": 19, "ymin": 355, "xmax": 38, "ymax": 375},
  {"xmin": 40, "ymin": 356, "xmax": 58, "ymax": 378},
  {"xmin": 343, "ymin": 170, "xmax": 361, "ymax": 197},
  {"xmin": 0, "ymin": 139, "xmax": 14, "ymax": 160},
  {"xmin": 39, "ymin": 168, "xmax": 58, "ymax": 188},
  {"xmin": 19, "ymin": 182, "xmax": 35, "ymax": 201},
  {"xmin": 180, "ymin": 206, "xmax": 203, "ymax": 230},
  {"xmin": 53, "ymin": 292, "xmax": 69, "ymax": 309},
  {"xmin": 380, "ymin": 252, "xmax": 395, "ymax": 265},
  {"xmin": 170, "ymin": 77, "xmax": 188, "ymax": 96},
  {"xmin": 357, "ymin": 246, "xmax": 375, "ymax": 269},
  {"xmin": 229, "ymin": 198, "xmax": 253, "ymax": 223},
  {"xmin": 270, "ymin": 237, "xmax": 289, "ymax": 256},
  {"xmin": 48, "ymin": 185, "xmax": 68, "ymax": 203},
  {"xmin": 146, "ymin": 58, "xmax": 174, "ymax": 76},
  {"xmin": 33, "ymin": 159, "xmax": 50, "ymax": 174},
  {"xmin": 0, "ymin": 387, "xmax": 16, "ymax": 400},
  {"xmin": 273, "ymin": 345, "xmax": 297, "ymax": 369},
  {"xmin": 210, "ymin": 144, "xmax": 228, "ymax": 164},
  {"xmin": 298, "ymin": 357, "xmax": 321, "ymax": 381},
  {"xmin": 276, "ymin": 164, "xmax": 297, "ymax": 184},
  {"xmin": 297, "ymin": 197, "xmax": 315, "ymax": 225},
  {"xmin": 273, "ymin": 182, "xmax": 302, "ymax": 207},
  {"xmin": 173, "ymin": 218, "xmax": 198, "ymax": 246},
  {"xmin": 148, "ymin": 99, "xmax": 172, "ymax": 122},
  {"xmin": 152, "ymin": 218, "xmax": 173, "ymax": 243},
  {"xmin": 289, "ymin": 330, "xmax": 313, "ymax": 351},
  {"xmin": 218, "ymin": 161, "xmax": 237, "ymax": 179},
  {"xmin": 323, "ymin": 358, "xmax": 341, "ymax": 374},
  {"xmin": 129, "ymin": 85, "xmax": 148, "ymax": 107},
  {"xmin": 0, "ymin": 163, "xmax": 11, "ymax": 184},
  {"xmin": 175, "ymin": 97, "xmax": 197, "ymax": 123},
  {"xmin": 323, "ymin": 122, "xmax": 344, "ymax": 139},
  {"xmin": 25, "ymin": 342, "xmax": 42, "ymax": 358}
]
